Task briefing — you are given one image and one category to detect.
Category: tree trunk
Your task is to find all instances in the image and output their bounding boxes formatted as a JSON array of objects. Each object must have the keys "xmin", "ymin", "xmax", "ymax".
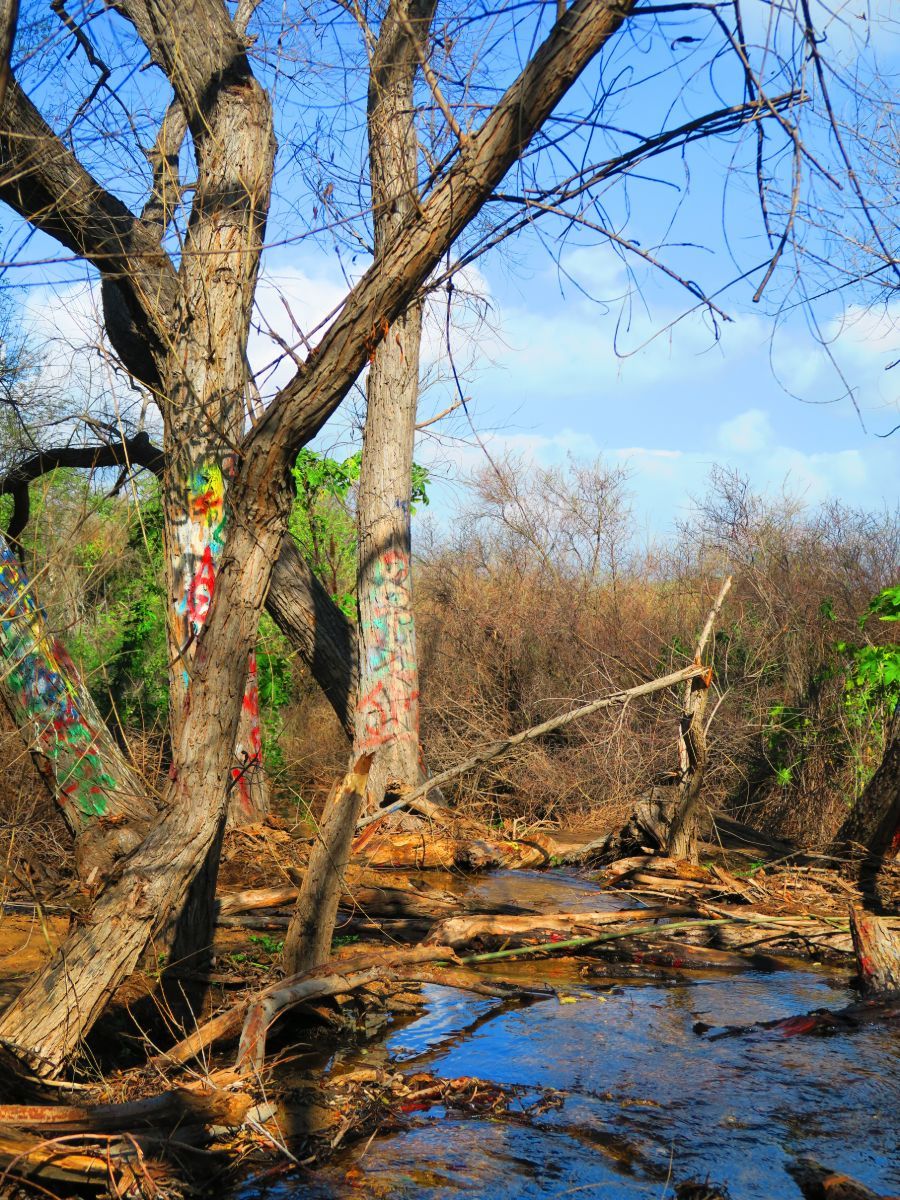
[
  {"xmin": 164, "ymin": 452, "xmax": 268, "ymax": 828},
  {"xmin": 849, "ymin": 904, "xmax": 900, "ymax": 995},
  {"xmin": 353, "ymin": 0, "xmax": 437, "ymax": 812},
  {"xmin": 282, "ymin": 754, "xmax": 372, "ymax": 975},
  {"xmin": 268, "ymin": 538, "xmax": 357, "ymax": 737},
  {"xmin": 833, "ymin": 717, "xmax": 900, "ymax": 862},
  {"xmin": 665, "ymin": 577, "xmax": 732, "ymax": 862},
  {"xmin": 0, "ymin": 534, "xmax": 157, "ymax": 880},
  {"xmin": 0, "ymin": 485, "xmax": 286, "ymax": 1077}
]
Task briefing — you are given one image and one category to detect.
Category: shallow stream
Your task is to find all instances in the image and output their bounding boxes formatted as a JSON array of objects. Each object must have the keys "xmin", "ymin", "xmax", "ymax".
[{"xmin": 239, "ymin": 870, "xmax": 900, "ymax": 1199}]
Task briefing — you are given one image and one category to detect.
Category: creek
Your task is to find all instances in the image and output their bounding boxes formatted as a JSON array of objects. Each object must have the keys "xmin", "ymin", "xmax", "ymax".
[{"xmin": 238, "ymin": 870, "xmax": 900, "ymax": 1199}]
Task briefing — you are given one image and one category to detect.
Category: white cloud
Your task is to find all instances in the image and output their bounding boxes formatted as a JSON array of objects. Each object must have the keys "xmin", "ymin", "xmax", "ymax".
[{"xmin": 717, "ymin": 409, "xmax": 774, "ymax": 453}]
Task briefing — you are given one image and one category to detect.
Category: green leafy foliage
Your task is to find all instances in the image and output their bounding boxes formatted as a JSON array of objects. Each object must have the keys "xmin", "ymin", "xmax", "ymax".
[
  {"xmin": 838, "ymin": 585, "xmax": 900, "ymax": 739},
  {"xmin": 289, "ymin": 449, "xmax": 429, "ymax": 617}
]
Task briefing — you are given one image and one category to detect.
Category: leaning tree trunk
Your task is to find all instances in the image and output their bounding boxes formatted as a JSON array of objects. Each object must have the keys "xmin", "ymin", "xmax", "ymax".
[
  {"xmin": 354, "ymin": 0, "xmax": 437, "ymax": 812},
  {"xmin": 832, "ymin": 715, "xmax": 900, "ymax": 862},
  {"xmin": 0, "ymin": 534, "xmax": 157, "ymax": 880},
  {"xmin": 283, "ymin": 754, "xmax": 372, "ymax": 975}
]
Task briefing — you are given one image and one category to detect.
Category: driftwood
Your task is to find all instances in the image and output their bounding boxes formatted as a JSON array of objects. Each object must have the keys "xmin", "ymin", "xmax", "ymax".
[
  {"xmin": 157, "ymin": 944, "xmax": 455, "ymax": 1069},
  {"xmin": 236, "ymin": 944, "xmax": 452, "ymax": 1076},
  {"xmin": 428, "ymin": 906, "xmax": 698, "ymax": 951},
  {"xmin": 216, "ymin": 872, "xmax": 530, "ymax": 923},
  {"xmin": 355, "ymin": 664, "xmax": 708, "ymax": 832},
  {"xmin": 350, "ymin": 826, "xmax": 559, "ymax": 870},
  {"xmin": 0, "ymin": 1085, "xmax": 251, "ymax": 1193},
  {"xmin": 0, "ymin": 1085, "xmax": 252, "ymax": 1133}
]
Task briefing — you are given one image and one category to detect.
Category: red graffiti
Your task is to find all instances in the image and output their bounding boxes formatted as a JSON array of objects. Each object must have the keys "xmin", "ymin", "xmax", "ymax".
[
  {"xmin": 241, "ymin": 654, "xmax": 263, "ymax": 759},
  {"xmin": 186, "ymin": 546, "xmax": 216, "ymax": 627},
  {"xmin": 191, "ymin": 487, "xmax": 220, "ymax": 519},
  {"xmin": 231, "ymin": 764, "xmax": 252, "ymax": 811}
]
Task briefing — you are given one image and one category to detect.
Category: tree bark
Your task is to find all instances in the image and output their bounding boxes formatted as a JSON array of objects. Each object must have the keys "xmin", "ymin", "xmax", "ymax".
[
  {"xmin": 353, "ymin": 0, "xmax": 437, "ymax": 811},
  {"xmin": 1, "ymin": 441, "xmax": 358, "ymax": 741},
  {"xmin": 665, "ymin": 576, "xmax": 732, "ymax": 862},
  {"xmin": 282, "ymin": 754, "xmax": 373, "ymax": 975},
  {"xmin": 0, "ymin": 534, "xmax": 157, "ymax": 880},
  {"xmin": 833, "ymin": 716, "xmax": 900, "ymax": 862},
  {"xmin": 849, "ymin": 903, "xmax": 900, "ymax": 996},
  {"xmin": 0, "ymin": 482, "xmax": 286, "ymax": 1077}
]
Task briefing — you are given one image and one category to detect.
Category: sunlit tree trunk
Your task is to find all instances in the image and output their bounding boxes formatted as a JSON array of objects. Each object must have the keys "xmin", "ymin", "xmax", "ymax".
[
  {"xmin": 354, "ymin": 0, "xmax": 436, "ymax": 812},
  {"xmin": 166, "ymin": 450, "xmax": 268, "ymax": 827}
]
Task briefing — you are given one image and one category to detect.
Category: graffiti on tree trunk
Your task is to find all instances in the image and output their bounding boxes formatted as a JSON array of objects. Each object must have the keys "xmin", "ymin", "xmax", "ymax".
[
  {"xmin": 357, "ymin": 548, "xmax": 419, "ymax": 752},
  {"xmin": 0, "ymin": 541, "xmax": 118, "ymax": 819},
  {"xmin": 171, "ymin": 460, "xmax": 263, "ymax": 813},
  {"xmin": 232, "ymin": 652, "xmax": 263, "ymax": 812}
]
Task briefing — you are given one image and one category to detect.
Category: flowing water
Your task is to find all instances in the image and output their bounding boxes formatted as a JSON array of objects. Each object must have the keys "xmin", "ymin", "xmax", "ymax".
[{"xmin": 238, "ymin": 870, "xmax": 900, "ymax": 1199}]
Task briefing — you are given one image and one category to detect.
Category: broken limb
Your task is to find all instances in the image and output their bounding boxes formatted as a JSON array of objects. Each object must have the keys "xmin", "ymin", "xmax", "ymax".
[
  {"xmin": 665, "ymin": 575, "xmax": 733, "ymax": 862},
  {"xmin": 283, "ymin": 754, "xmax": 373, "ymax": 975},
  {"xmin": 355, "ymin": 663, "xmax": 708, "ymax": 831}
]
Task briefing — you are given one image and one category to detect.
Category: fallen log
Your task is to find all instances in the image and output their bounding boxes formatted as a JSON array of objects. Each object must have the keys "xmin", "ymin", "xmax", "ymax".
[
  {"xmin": 0, "ymin": 1085, "xmax": 252, "ymax": 1133},
  {"xmin": 788, "ymin": 1157, "xmax": 899, "ymax": 1200},
  {"xmin": 849, "ymin": 904, "xmax": 900, "ymax": 995},
  {"xmin": 428, "ymin": 907, "xmax": 698, "ymax": 951},
  {"xmin": 350, "ymin": 826, "xmax": 558, "ymax": 871},
  {"xmin": 582, "ymin": 937, "xmax": 781, "ymax": 974},
  {"xmin": 157, "ymin": 944, "xmax": 455, "ymax": 1069},
  {"xmin": 236, "ymin": 944, "xmax": 451, "ymax": 1076}
]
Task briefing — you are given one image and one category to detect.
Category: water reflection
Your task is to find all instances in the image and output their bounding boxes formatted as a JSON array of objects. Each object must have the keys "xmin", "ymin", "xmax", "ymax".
[{"xmin": 237, "ymin": 871, "xmax": 900, "ymax": 1199}]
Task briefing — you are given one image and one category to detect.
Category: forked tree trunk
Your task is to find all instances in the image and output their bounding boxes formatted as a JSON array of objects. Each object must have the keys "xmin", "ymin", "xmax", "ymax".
[
  {"xmin": 0, "ymin": 534, "xmax": 157, "ymax": 880},
  {"xmin": 0, "ymin": 487, "xmax": 285, "ymax": 1077},
  {"xmin": 0, "ymin": 0, "xmax": 637, "ymax": 1077},
  {"xmin": 833, "ymin": 716, "xmax": 900, "ymax": 863},
  {"xmin": 354, "ymin": 0, "xmax": 437, "ymax": 812}
]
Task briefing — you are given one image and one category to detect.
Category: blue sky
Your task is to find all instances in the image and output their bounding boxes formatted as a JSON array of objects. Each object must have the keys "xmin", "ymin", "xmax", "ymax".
[{"xmin": 4, "ymin": 0, "xmax": 900, "ymax": 542}]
